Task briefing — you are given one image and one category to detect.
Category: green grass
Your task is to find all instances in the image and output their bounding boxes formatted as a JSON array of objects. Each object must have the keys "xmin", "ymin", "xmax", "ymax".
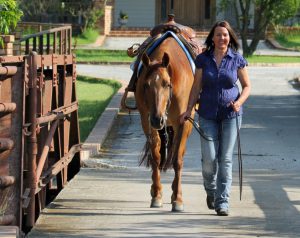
[
  {"xmin": 75, "ymin": 49, "xmax": 132, "ymax": 63},
  {"xmin": 275, "ymin": 34, "xmax": 300, "ymax": 50},
  {"xmin": 246, "ymin": 55, "xmax": 300, "ymax": 64},
  {"xmin": 73, "ymin": 28, "xmax": 100, "ymax": 45},
  {"xmin": 274, "ymin": 27, "xmax": 300, "ymax": 50},
  {"xmin": 77, "ymin": 75, "xmax": 122, "ymax": 141}
]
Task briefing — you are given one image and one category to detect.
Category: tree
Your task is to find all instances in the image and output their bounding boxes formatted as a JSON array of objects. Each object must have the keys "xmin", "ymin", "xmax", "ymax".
[
  {"xmin": 18, "ymin": 0, "xmax": 105, "ymax": 34},
  {"xmin": 63, "ymin": 0, "xmax": 103, "ymax": 33},
  {"xmin": 18, "ymin": 0, "xmax": 59, "ymax": 22},
  {"xmin": 220, "ymin": 0, "xmax": 300, "ymax": 57},
  {"xmin": 0, "ymin": 0, "xmax": 23, "ymax": 34}
]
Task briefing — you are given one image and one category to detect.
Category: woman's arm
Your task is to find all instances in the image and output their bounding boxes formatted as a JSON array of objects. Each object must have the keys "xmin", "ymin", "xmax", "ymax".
[
  {"xmin": 179, "ymin": 68, "xmax": 203, "ymax": 123},
  {"xmin": 231, "ymin": 67, "xmax": 251, "ymax": 112}
]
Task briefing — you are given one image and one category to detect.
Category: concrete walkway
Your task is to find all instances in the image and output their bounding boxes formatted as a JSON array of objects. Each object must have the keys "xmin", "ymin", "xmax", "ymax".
[{"xmin": 27, "ymin": 63, "xmax": 300, "ymax": 237}]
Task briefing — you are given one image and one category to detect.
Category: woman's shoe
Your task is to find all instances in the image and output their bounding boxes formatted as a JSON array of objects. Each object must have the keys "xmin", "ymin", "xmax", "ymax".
[
  {"xmin": 206, "ymin": 196, "xmax": 215, "ymax": 210},
  {"xmin": 216, "ymin": 208, "xmax": 229, "ymax": 216}
]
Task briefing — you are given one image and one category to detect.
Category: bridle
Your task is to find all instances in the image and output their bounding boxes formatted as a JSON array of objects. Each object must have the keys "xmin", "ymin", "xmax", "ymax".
[{"xmin": 147, "ymin": 78, "xmax": 173, "ymax": 162}]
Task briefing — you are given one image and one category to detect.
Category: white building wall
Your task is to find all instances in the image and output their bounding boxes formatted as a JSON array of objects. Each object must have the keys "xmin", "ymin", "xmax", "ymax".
[{"xmin": 114, "ymin": 0, "xmax": 156, "ymax": 28}]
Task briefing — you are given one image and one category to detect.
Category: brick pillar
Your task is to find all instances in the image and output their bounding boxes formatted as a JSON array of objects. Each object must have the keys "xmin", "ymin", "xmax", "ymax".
[
  {"xmin": 0, "ymin": 35, "xmax": 15, "ymax": 56},
  {"xmin": 96, "ymin": 0, "xmax": 113, "ymax": 35},
  {"xmin": 104, "ymin": 5, "xmax": 112, "ymax": 35},
  {"xmin": 13, "ymin": 31, "xmax": 22, "ymax": 55}
]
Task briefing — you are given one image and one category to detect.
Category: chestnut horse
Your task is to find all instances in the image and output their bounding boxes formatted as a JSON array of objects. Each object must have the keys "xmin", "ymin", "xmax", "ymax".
[{"xmin": 135, "ymin": 37, "xmax": 195, "ymax": 212}]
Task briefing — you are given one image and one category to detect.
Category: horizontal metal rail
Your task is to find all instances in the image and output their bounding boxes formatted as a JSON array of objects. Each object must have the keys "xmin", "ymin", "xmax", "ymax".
[
  {"xmin": 36, "ymin": 144, "xmax": 82, "ymax": 192},
  {"xmin": 19, "ymin": 25, "xmax": 72, "ymax": 55},
  {"xmin": 0, "ymin": 66, "xmax": 18, "ymax": 76},
  {"xmin": 0, "ymin": 138, "xmax": 14, "ymax": 151},
  {"xmin": 0, "ymin": 102, "xmax": 16, "ymax": 113},
  {"xmin": 20, "ymin": 26, "xmax": 72, "ymax": 42}
]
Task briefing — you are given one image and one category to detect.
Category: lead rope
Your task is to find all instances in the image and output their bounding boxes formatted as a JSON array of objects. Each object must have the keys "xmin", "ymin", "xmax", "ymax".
[
  {"xmin": 186, "ymin": 117, "xmax": 215, "ymax": 141},
  {"xmin": 235, "ymin": 114, "xmax": 243, "ymax": 201}
]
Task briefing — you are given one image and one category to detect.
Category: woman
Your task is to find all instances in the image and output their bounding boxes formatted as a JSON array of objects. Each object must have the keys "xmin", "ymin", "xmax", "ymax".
[{"xmin": 180, "ymin": 21, "xmax": 251, "ymax": 216}]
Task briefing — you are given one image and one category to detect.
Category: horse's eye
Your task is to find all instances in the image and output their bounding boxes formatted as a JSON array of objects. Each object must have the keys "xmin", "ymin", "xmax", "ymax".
[{"xmin": 162, "ymin": 81, "xmax": 171, "ymax": 89}]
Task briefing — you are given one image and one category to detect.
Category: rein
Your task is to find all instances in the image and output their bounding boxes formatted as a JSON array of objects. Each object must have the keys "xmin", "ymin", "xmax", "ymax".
[
  {"xmin": 161, "ymin": 84, "xmax": 172, "ymax": 160},
  {"xmin": 187, "ymin": 114, "xmax": 243, "ymax": 201},
  {"xmin": 186, "ymin": 117, "xmax": 215, "ymax": 141}
]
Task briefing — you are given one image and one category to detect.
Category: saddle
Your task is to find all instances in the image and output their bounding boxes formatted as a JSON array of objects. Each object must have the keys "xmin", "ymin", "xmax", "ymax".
[
  {"xmin": 122, "ymin": 14, "xmax": 203, "ymax": 111},
  {"xmin": 127, "ymin": 14, "xmax": 202, "ymax": 59},
  {"xmin": 151, "ymin": 18, "xmax": 195, "ymax": 39}
]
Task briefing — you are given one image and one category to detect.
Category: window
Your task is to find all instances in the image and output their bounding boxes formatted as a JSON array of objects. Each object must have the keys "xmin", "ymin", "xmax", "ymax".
[
  {"xmin": 161, "ymin": 0, "xmax": 167, "ymax": 20},
  {"xmin": 205, "ymin": 0, "xmax": 210, "ymax": 19}
]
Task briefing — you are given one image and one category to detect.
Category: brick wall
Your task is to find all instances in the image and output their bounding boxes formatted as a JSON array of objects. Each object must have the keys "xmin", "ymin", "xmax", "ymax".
[{"xmin": 0, "ymin": 35, "xmax": 15, "ymax": 56}]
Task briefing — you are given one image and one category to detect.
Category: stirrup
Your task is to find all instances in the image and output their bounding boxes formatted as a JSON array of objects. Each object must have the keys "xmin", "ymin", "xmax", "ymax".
[
  {"xmin": 120, "ymin": 87, "xmax": 137, "ymax": 110},
  {"xmin": 127, "ymin": 43, "xmax": 141, "ymax": 57}
]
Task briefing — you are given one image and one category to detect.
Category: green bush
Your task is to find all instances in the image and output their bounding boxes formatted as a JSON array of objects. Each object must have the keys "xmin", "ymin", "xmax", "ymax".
[{"xmin": 74, "ymin": 28, "xmax": 99, "ymax": 45}]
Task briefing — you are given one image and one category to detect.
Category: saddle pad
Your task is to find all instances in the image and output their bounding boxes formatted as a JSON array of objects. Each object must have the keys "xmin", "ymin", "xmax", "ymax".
[{"xmin": 137, "ymin": 31, "xmax": 196, "ymax": 78}]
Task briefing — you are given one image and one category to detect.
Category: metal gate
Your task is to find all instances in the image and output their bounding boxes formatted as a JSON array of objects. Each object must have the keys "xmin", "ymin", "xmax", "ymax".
[{"xmin": 0, "ymin": 25, "xmax": 81, "ymax": 234}]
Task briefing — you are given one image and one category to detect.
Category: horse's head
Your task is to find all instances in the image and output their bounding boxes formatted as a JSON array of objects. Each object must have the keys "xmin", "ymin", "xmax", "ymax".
[{"xmin": 141, "ymin": 52, "xmax": 172, "ymax": 130}]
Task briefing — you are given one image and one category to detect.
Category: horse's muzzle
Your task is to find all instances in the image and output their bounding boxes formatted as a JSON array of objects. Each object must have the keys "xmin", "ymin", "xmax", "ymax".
[{"xmin": 150, "ymin": 115, "xmax": 165, "ymax": 130}]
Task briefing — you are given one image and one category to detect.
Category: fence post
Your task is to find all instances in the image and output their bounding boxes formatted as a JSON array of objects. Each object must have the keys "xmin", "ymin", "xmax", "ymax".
[{"xmin": 26, "ymin": 51, "xmax": 38, "ymax": 227}]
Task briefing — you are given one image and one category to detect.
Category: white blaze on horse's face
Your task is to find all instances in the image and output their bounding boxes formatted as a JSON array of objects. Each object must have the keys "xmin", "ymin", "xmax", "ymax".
[
  {"xmin": 142, "ymin": 53, "xmax": 172, "ymax": 130},
  {"xmin": 155, "ymin": 74, "xmax": 160, "ymax": 82}
]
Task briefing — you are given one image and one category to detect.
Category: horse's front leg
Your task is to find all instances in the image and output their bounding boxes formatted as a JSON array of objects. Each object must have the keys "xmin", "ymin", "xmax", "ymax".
[
  {"xmin": 140, "ymin": 113, "xmax": 163, "ymax": 208},
  {"xmin": 149, "ymin": 129, "xmax": 163, "ymax": 208},
  {"xmin": 171, "ymin": 122, "xmax": 193, "ymax": 212}
]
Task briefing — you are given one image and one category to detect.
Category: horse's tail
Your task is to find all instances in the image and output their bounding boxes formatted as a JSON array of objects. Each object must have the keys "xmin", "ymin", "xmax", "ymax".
[
  {"xmin": 138, "ymin": 139, "xmax": 151, "ymax": 168},
  {"xmin": 139, "ymin": 126, "xmax": 174, "ymax": 171}
]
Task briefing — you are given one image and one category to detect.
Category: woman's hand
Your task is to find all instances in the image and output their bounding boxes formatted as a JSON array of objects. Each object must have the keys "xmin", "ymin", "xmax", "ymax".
[
  {"xmin": 179, "ymin": 110, "xmax": 192, "ymax": 124},
  {"xmin": 230, "ymin": 101, "xmax": 241, "ymax": 112}
]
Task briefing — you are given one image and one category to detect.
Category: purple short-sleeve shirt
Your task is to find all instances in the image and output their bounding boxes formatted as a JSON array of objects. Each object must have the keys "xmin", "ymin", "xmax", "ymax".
[{"xmin": 194, "ymin": 48, "xmax": 247, "ymax": 120}]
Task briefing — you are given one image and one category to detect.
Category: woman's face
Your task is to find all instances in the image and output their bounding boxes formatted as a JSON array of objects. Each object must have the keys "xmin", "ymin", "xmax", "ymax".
[{"xmin": 212, "ymin": 26, "xmax": 230, "ymax": 50}]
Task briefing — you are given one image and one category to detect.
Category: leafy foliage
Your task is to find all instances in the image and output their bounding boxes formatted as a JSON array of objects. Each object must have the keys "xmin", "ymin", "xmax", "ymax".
[
  {"xmin": 119, "ymin": 11, "xmax": 128, "ymax": 20},
  {"xmin": 0, "ymin": 0, "xmax": 23, "ymax": 34},
  {"xmin": 18, "ymin": 0, "xmax": 59, "ymax": 20},
  {"xmin": 63, "ymin": 0, "xmax": 103, "ymax": 33},
  {"xmin": 18, "ymin": 0, "xmax": 104, "ymax": 34}
]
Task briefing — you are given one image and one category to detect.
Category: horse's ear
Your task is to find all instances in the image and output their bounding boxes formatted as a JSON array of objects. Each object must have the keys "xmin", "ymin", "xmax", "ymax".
[
  {"xmin": 161, "ymin": 53, "xmax": 169, "ymax": 67},
  {"xmin": 142, "ymin": 53, "xmax": 150, "ymax": 67}
]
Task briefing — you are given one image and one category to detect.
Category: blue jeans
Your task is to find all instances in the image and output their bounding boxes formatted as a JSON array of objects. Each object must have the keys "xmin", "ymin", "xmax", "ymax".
[{"xmin": 199, "ymin": 116, "xmax": 242, "ymax": 210}]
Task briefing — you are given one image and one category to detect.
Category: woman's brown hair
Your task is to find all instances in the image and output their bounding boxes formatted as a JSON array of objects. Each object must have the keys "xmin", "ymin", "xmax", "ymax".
[{"xmin": 205, "ymin": 20, "xmax": 240, "ymax": 52}]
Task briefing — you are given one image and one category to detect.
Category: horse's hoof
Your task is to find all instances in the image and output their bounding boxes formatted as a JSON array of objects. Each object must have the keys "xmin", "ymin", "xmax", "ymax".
[
  {"xmin": 150, "ymin": 198, "xmax": 163, "ymax": 208},
  {"xmin": 171, "ymin": 202, "xmax": 184, "ymax": 212}
]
